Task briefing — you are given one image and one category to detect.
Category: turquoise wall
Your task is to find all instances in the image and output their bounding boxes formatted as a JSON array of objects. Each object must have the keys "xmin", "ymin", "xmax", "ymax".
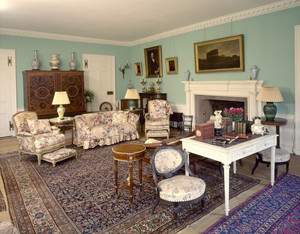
[
  {"xmin": 0, "ymin": 6, "xmax": 299, "ymax": 114},
  {"xmin": 0, "ymin": 35, "xmax": 131, "ymax": 107},
  {"xmin": 129, "ymin": 6, "xmax": 300, "ymax": 115}
]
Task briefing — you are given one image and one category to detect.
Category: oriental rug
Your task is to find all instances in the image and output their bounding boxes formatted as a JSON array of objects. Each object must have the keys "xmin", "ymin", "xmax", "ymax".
[
  {"xmin": 0, "ymin": 189, "xmax": 6, "ymax": 212},
  {"xmin": 0, "ymin": 145, "xmax": 259, "ymax": 233},
  {"xmin": 204, "ymin": 173, "xmax": 300, "ymax": 233}
]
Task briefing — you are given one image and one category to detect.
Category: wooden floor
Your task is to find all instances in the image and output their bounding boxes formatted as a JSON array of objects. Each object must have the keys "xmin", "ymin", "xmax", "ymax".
[{"xmin": 0, "ymin": 130, "xmax": 299, "ymax": 233}]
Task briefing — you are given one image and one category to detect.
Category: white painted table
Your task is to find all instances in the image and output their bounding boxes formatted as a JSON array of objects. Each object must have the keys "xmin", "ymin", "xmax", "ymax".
[{"xmin": 181, "ymin": 134, "xmax": 277, "ymax": 216}]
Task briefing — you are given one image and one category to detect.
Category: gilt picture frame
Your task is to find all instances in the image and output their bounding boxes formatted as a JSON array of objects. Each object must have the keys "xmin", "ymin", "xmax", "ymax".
[
  {"xmin": 165, "ymin": 57, "xmax": 178, "ymax": 74},
  {"xmin": 134, "ymin": 62, "xmax": 142, "ymax": 76},
  {"xmin": 144, "ymin": 45, "xmax": 162, "ymax": 78},
  {"xmin": 194, "ymin": 34, "xmax": 244, "ymax": 73}
]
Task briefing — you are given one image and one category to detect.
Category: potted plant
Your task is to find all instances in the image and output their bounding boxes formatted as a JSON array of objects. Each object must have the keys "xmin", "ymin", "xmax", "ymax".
[{"xmin": 84, "ymin": 89, "xmax": 95, "ymax": 112}]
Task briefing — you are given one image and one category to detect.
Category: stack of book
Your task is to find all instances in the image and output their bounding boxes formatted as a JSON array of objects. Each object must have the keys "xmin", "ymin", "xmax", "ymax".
[{"xmin": 221, "ymin": 117, "xmax": 233, "ymax": 134}]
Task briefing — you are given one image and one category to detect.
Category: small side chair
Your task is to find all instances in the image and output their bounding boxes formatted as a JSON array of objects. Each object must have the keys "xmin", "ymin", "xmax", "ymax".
[
  {"xmin": 251, "ymin": 148, "xmax": 290, "ymax": 179},
  {"xmin": 150, "ymin": 146, "xmax": 206, "ymax": 223}
]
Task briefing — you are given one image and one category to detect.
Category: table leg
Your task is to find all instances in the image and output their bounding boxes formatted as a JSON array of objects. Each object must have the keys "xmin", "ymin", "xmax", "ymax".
[
  {"xmin": 185, "ymin": 151, "xmax": 190, "ymax": 176},
  {"xmin": 223, "ymin": 163, "xmax": 230, "ymax": 216},
  {"xmin": 270, "ymin": 146, "xmax": 275, "ymax": 186},
  {"xmin": 139, "ymin": 159, "xmax": 142, "ymax": 192},
  {"xmin": 114, "ymin": 160, "xmax": 118, "ymax": 195},
  {"xmin": 233, "ymin": 161, "xmax": 237, "ymax": 174},
  {"xmin": 129, "ymin": 161, "xmax": 133, "ymax": 204}
]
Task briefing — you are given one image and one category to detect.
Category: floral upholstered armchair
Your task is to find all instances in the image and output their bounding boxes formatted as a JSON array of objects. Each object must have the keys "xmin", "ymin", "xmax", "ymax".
[
  {"xmin": 150, "ymin": 146, "xmax": 206, "ymax": 223},
  {"xmin": 145, "ymin": 99, "xmax": 173, "ymax": 139},
  {"xmin": 12, "ymin": 111, "xmax": 66, "ymax": 165}
]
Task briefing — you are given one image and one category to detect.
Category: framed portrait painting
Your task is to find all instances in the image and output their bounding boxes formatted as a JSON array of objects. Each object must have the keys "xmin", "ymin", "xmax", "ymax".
[
  {"xmin": 194, "ymin": 34, "xmax": 244, "ymax": 73},
  {"xmin": 134, "ymin": 62, "xmax": 142, "ymax": 76},
  {"xmin": 144, "ymin": 45, "xmax": 162, "ymax": 78},
  {"xmin": 166, "ymin": 57, "xmax": 178, "ymax": 74}
]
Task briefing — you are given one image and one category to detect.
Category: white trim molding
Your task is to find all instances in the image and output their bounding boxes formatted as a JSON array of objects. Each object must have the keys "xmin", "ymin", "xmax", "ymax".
[
  {"xmin": 1, "ymin": 0, "xmax": 299, "ymax": 46},
  {"xmin": 294, "ymin": 25, "xmax": 300, "ymax": 155},
  {"xmin": 182, "ymin": 80, "xmax": 264, "ymax": 122}
]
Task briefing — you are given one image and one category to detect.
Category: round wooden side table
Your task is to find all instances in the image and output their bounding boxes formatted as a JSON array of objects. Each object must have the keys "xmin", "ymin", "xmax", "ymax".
[
  {"xmin": 261, "ymin": 117, "xmax": 287, "ymax": 148},
  {"xmin": 49, "ymin": 117, "xmax": 74, "ymax": 145},
  {"xmin": 112, "ymin": 144, "xmax": 146, "ymax": 204}
]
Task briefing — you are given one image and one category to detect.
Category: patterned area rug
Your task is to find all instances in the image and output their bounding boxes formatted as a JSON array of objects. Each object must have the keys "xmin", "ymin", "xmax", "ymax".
[
  {"xmin": 0, "ymin": 189, "xmax": 6, "ymax": 212},
  {"xmin": 0, "ymin": 144, "xmax": 259, "ymax": 233},
  {"xmin": 204, "ymin": 173, "xmax": 300, "ymax": 233}
]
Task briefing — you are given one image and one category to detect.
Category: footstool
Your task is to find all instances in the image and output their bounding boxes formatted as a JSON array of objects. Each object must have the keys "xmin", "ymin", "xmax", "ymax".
[
  {"xmin": 41, "ymin": 148, "xmax": 78, "ymax": 167},
  {"xmin": 146, "ymin": 130, "xmax": 169, "ymax": 139}
]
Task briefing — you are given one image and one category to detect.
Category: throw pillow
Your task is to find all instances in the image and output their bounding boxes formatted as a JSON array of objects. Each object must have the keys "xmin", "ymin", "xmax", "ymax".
[
  {"xmin": 27, "ymin": 119, "xmax": 52, "ymax": 135},
  {"xmin": 112, "ymin": 111, "xmax": 129, "ymax": 124}
]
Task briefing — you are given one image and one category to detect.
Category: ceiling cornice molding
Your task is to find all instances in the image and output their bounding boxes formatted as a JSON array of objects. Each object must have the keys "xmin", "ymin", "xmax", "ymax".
[
  {"xmin": 0, "ymin": 0, "xmax": 299, "ymax": 47},
  {"xmin": 0, "ymin": 28, "xmax": 132, "ymax": 47},
  {"xmin": 130, "ymin": 0, "xmax": 300, "ymax": 46}
]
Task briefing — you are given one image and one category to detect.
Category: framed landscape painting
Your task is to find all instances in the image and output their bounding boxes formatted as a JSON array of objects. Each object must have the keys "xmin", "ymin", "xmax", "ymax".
[
  {"xmin": 134, "ymin": 62, "xmax": 142, "ymax": 76},
  {"xmin": 166, "ymin": 57, "xmax": 178, "ymax": 74},
  {"xmin": 144, "ymin": 45, "xmax": 162, "ymax": 78},
  {"xmin": 194, "ymin": 34, "xmax": 244, "ymax": 73}
]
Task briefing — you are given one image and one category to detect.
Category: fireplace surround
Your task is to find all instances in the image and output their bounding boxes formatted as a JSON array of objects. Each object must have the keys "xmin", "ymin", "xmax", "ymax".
[{"xmin": 182, "ymin": 80, "xmax": 264, "ymax": 126}]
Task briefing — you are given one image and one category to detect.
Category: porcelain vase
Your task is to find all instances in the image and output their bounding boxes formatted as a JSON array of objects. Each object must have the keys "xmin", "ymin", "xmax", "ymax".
[
  {"xmin": 49, "ymin": 54, "xmax": 60, "ymax": 70},
  {"xmin": 69, "ymin": 52, "xmax": 77, "ymax": 70},
  {"xmin": 31, "ymin": 50, "xmax": 40, "ymax": 70}
]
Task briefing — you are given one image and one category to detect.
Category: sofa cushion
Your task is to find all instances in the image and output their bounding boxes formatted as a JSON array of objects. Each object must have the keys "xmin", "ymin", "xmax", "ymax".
[
  {"xmin": 84, "ymin": 112, "xmax": 113, "ymax": 128},
  {"xmin": 112, "ymin": 111, "xmax": 129, "ymax": 124},
  {"xmin": 90, "ymin": 126, "xmax": 108, "ymax": 139},
  {"xmin": 27, "ymin": 119, "xmax": 52, "ymax": 135}
]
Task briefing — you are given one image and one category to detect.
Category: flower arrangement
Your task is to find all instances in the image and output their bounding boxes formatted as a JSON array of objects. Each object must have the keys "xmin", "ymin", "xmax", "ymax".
[{"xmin": 223, "ymin": 107, "xmax": 243, "ymax": 122}]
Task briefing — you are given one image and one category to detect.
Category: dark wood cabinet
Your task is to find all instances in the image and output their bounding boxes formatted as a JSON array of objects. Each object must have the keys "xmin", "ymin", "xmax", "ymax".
[{"xmin": 23, "ymin": 70, "xmax": 85, "ymax": 118}]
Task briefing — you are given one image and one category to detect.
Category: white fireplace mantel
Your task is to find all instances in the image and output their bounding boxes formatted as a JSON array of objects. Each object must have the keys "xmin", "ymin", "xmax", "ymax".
[{"xmin": 182, "ymin": 80, "xmax": 264, "ymax": 121}]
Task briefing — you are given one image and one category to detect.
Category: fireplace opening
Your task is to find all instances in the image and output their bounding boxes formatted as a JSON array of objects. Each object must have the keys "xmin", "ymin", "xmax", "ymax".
[{"xmin": 195, "ymin": 95, "xmax": 247, "ymax": 124}]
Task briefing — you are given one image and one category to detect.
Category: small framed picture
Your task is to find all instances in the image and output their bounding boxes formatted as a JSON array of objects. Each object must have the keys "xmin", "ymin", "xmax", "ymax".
[
  {"xmin": 166, "ymin": 57, "xmax": 178, "ymax": 74},
  {"xmin": 134, "ymin": 62, "xmax": 142, "ymax": 76}
]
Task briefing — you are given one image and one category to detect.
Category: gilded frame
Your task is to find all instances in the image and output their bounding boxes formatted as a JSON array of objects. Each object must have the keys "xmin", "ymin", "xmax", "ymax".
[
  {"xmin": 144, "ymin": 45, "xmax": 162, "ymax": 78},
  {"xmin": 134, "ymin": 62, "xmax": 142, "ymax": 76},
  {"xmin": 194, "ymin": 34, "xmax": 244, "ymax": 73},
  {"xmin": 165, "ymin": 57, "xmax": 178, "ymax": 74}
]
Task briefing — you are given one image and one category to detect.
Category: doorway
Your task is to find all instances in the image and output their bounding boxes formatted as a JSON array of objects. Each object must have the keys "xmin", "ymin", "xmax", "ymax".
[
  {"xmin": 0, "ymin": 49, "xmax": 17, "ymax": 137},
  {"xmin": 82, "ymin": 54, "xmax": 116, "ymax": 112}
]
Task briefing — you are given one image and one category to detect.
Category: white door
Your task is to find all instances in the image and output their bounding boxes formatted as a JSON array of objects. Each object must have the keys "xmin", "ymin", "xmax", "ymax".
[
  {"xmin": 82, "ymin": 54, "xmax": 116, "ymax": 112},
  {"xmin": 0, "ymin": 49, "xmax": 17, "ymax": 137}
]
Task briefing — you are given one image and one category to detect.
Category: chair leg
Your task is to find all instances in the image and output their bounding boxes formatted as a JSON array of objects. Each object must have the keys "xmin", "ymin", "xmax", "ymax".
[
  {"xmin": 173, "ymin": 203, "xmax": 179, "ymax": 224},
  {"xmin": 152, "ymin": 198, "xmax": 159, "ymax": 215},
  {"xmin": 201, "ymin": 197, "xmax": 206, "ymax": 212},
  {"xmin": 251, "ymin": 158, "xmax": 259, "ymax": 175},
  {"xmin": 18, "ymin": 152, "xmax": 22, "ymax": 161},
  {"xmin": 286, "ymin": 161, "xmax": 290, "ymax": 173}
]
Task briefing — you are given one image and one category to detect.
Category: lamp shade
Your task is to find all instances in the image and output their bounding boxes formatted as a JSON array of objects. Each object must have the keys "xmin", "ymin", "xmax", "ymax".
[
  {"xmin": 52, "ymin": 91, "xmax": 70, "ymax": 105},
  {"xmin": 256, "ymin": 87, "xmax": 283, "ymax": 103},
  {"xmin": 125, "ymin": 89, "xmax": 140, "ymax": 100}
]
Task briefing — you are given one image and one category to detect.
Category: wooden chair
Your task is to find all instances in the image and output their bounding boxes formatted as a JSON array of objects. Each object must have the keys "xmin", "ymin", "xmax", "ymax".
[{"xmin": 150, "ymin": 146, "xmax": 206, "ymax": 223}]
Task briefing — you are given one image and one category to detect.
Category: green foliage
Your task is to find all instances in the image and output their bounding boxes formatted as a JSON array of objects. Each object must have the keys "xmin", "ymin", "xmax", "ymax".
[{"xmin": 84, "ymin": 89, "xmax": 95, "ymax": 102}]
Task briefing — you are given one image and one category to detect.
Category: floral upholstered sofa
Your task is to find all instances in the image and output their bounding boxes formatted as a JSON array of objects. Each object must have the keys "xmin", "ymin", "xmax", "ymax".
[{"xmin": 74, "ymin": 111, "xmax": 140, "ymax": 149}]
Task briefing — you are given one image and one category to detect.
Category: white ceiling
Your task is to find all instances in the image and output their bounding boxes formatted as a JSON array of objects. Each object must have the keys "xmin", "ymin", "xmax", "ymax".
[{"xmin": 0, "ymin": 0, "xmax": 294, "ymax": 44}]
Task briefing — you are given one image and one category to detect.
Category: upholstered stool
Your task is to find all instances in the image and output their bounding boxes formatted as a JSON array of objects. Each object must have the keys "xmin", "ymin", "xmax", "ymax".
[
  {"xmin": 41, "ymin": 148, "xmax": 78, "ymax": 167},
  {"xmin": 251, "ymin": 148, "xmax": 290, "ymax": 179},
  {"xmin": 146, "ymin": 130, "xmax": 169, "ymax": 139}
]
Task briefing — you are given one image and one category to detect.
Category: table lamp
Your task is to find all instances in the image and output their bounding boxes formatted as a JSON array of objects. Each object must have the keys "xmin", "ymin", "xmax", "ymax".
[
  {"xmin": 256, "ymin": 87, "xmax": 283, "ymax": 121},
  {"xmin": 125, "ymin": 89, "xmax": 140, "ymax": 110},
  {"xmin": 52, "ymin": 91, "xmax": 70, "ymax": 120}
]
